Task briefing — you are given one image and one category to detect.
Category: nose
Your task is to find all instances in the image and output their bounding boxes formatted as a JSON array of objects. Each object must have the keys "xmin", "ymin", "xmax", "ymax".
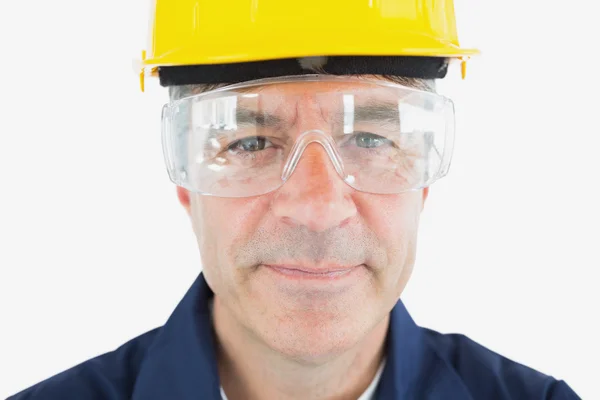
[{"xmin": 271, "ymin": 143, "xmax": 358, "ymax": 232}]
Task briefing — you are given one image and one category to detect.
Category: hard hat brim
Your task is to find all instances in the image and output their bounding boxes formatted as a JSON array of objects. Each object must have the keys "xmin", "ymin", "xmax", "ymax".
[{"xmin": 142, "ymin": 28, "xmax": 479, "ymax": 70}]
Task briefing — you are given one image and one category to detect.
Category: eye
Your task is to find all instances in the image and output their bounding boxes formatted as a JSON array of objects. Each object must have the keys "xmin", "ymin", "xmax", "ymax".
[
  {"xmin": 353, "ymin": 132, "xmax": 394, "ymax": 149},
  {"xmin": 227, "ymin": 136, "xmax": 272, "ymax": 152}
]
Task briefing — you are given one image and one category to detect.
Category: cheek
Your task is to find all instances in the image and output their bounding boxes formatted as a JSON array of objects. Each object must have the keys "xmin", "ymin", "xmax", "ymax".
[
  {"xmin": 353, "ymin": 191, "xmax": 423, "ymax": 284},
  {"xmin": 354, "ymin": 191, "xmax": 422, "ymax": 245},
  {"xmin": 191, "ymin": 195, "xmax": 271, "ymax": 286},
  {"xmin": 195, "ymin": 196, "xmax": 269, "ymax": 239}
]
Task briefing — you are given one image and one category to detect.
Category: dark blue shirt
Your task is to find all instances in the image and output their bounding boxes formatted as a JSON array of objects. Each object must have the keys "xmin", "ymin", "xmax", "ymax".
[{"xmin": 9, "ymin": 273, "xmax": 581, "ymax": 399}]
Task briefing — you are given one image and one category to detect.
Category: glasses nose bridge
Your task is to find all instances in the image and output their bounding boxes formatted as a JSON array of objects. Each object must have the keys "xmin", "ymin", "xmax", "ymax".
[{"xmin": 281, "ymin": 129, "xmax": 346, "ymax": 182}]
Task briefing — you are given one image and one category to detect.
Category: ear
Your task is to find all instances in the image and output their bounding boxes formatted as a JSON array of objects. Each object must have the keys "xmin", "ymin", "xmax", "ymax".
[{"xmin": 176, "ymin": 186, "xmax": 191, "ymax": 216}]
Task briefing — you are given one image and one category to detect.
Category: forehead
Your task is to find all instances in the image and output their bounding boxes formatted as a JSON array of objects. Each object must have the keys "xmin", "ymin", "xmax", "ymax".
[
  {"xmin": 196, "ymin": 80, "xmax": 417, "ymax": 119},
  {"xmin": 232, "ymin": 79, "xmax": 391, "ymax": 94},
  {"xmin": 171, "ymin": 75, "xmax": 434, "ymax": 101},
  {"xmin": 190, "ymin": 83, "xmax": 414, "ymax": 130}
]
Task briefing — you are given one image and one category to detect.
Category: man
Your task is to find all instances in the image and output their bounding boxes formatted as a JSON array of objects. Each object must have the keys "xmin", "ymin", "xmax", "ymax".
[{"xmin": 9, "ymin": 0, "xmax": 580, "ymax": 399}]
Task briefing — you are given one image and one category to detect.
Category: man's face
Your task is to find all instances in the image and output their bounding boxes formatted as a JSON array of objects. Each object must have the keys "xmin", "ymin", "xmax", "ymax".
[{"xmin": 178, "ymin": 79, "xmax": 428, "ymax": 360}]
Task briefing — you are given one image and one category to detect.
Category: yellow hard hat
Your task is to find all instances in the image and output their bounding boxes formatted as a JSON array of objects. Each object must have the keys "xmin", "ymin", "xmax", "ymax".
[{"xmin": 138, "ymin": 0, "xmax": 479, "ymax": 91}]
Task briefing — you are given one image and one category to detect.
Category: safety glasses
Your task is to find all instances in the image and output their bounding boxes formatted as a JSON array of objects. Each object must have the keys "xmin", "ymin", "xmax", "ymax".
[{"xmin": 161, "ymin": 75, "xmax": 455, "ymax": 197}]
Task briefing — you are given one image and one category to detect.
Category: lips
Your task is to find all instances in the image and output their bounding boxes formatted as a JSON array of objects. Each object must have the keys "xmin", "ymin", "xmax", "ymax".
[{"xmin": 263, "ymin": 264, "xmax": 361, "ymax": 280}]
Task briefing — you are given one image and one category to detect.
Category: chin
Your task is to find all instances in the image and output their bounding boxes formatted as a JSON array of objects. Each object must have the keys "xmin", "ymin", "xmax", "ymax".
[{"xmin": 259, "ymin": 310, "xmax": 368, "ymax": 363}]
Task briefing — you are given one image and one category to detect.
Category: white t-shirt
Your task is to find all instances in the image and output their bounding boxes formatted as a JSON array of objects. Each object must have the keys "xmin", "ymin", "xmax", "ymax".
[{"xmin": 219, "ymin": 358, "xmax": 386, "ymax": 400}]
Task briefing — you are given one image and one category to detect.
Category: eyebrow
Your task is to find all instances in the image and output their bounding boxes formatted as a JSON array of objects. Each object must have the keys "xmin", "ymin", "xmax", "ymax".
[
  {"xmin": 352, "ymin": 101, "xmax": 400, "ymax": 124},
  {"xmin": 232, "ymin": 108, "xmax": 286, "ymax": 127},
  {"xmin": 204, "ymin": 100, "xmax": 400, "ymax": 141},
  {"xmin": 233, "ymin": 101, "xmax": 400, "ymax": 126},
  {"xmin": 204, "ymin": 108, "xmax": 287, "ymax": 141}
]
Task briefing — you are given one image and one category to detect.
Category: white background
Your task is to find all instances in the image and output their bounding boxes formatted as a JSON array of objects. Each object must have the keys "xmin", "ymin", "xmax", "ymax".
[{"xmin": 0, "ymin": 0, "xmax": 597, "ymax": 398}]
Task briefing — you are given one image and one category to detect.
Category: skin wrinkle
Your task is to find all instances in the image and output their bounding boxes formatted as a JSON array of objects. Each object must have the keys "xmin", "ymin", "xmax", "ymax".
[
  {"xmin": 176, "ymin": 73, "xmax": 431, "ymax": 400},
  {"xmin": 169, "ymin": 74, "xmax": 436, "ymax": 101}
]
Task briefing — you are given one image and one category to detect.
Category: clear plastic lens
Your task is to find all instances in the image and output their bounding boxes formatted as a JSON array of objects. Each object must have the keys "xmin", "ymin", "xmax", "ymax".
[{"xmin": 162, "ymin": 76, "xmax": 455, "ymax": 197}]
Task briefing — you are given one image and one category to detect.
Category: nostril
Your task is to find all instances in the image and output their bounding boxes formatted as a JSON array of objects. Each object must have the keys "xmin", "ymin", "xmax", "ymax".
[
  {"xmin": 280, "ymin": 216, "xmax": 298, "ymax": 228},
  {"xmin": 339, "ymin": 217, "xmax": 352, "ymax": 229},
  {"xmin": 272, "ymin": 191, "xmax": 358, "ymax": 232}
]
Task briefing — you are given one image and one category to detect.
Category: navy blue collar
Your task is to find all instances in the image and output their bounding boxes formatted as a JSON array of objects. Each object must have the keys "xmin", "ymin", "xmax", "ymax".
[
  {"xmin": 377, "ymin": 301, "xmax": 471, "ymax": 399},
  {"xmin": 132, "ymin": 273, "xmax": 471, "ymax": 400}
]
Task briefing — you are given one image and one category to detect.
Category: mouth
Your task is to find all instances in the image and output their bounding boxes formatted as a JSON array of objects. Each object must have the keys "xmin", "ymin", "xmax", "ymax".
[{"xmin": 262, "ymin": 264, "xmax": 363, "ymax": 281}]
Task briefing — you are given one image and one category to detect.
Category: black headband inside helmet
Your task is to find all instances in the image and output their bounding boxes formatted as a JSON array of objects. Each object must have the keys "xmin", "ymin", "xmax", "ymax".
[{"xmin": 158, "ymin": 56, "xmax": 449, "ymax": 86}]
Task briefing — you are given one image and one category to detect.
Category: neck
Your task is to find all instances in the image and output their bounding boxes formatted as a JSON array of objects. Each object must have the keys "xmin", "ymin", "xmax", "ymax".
[{"xmin": 212, "ymin": 296, "xmax": 389, "ymax": 400}]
